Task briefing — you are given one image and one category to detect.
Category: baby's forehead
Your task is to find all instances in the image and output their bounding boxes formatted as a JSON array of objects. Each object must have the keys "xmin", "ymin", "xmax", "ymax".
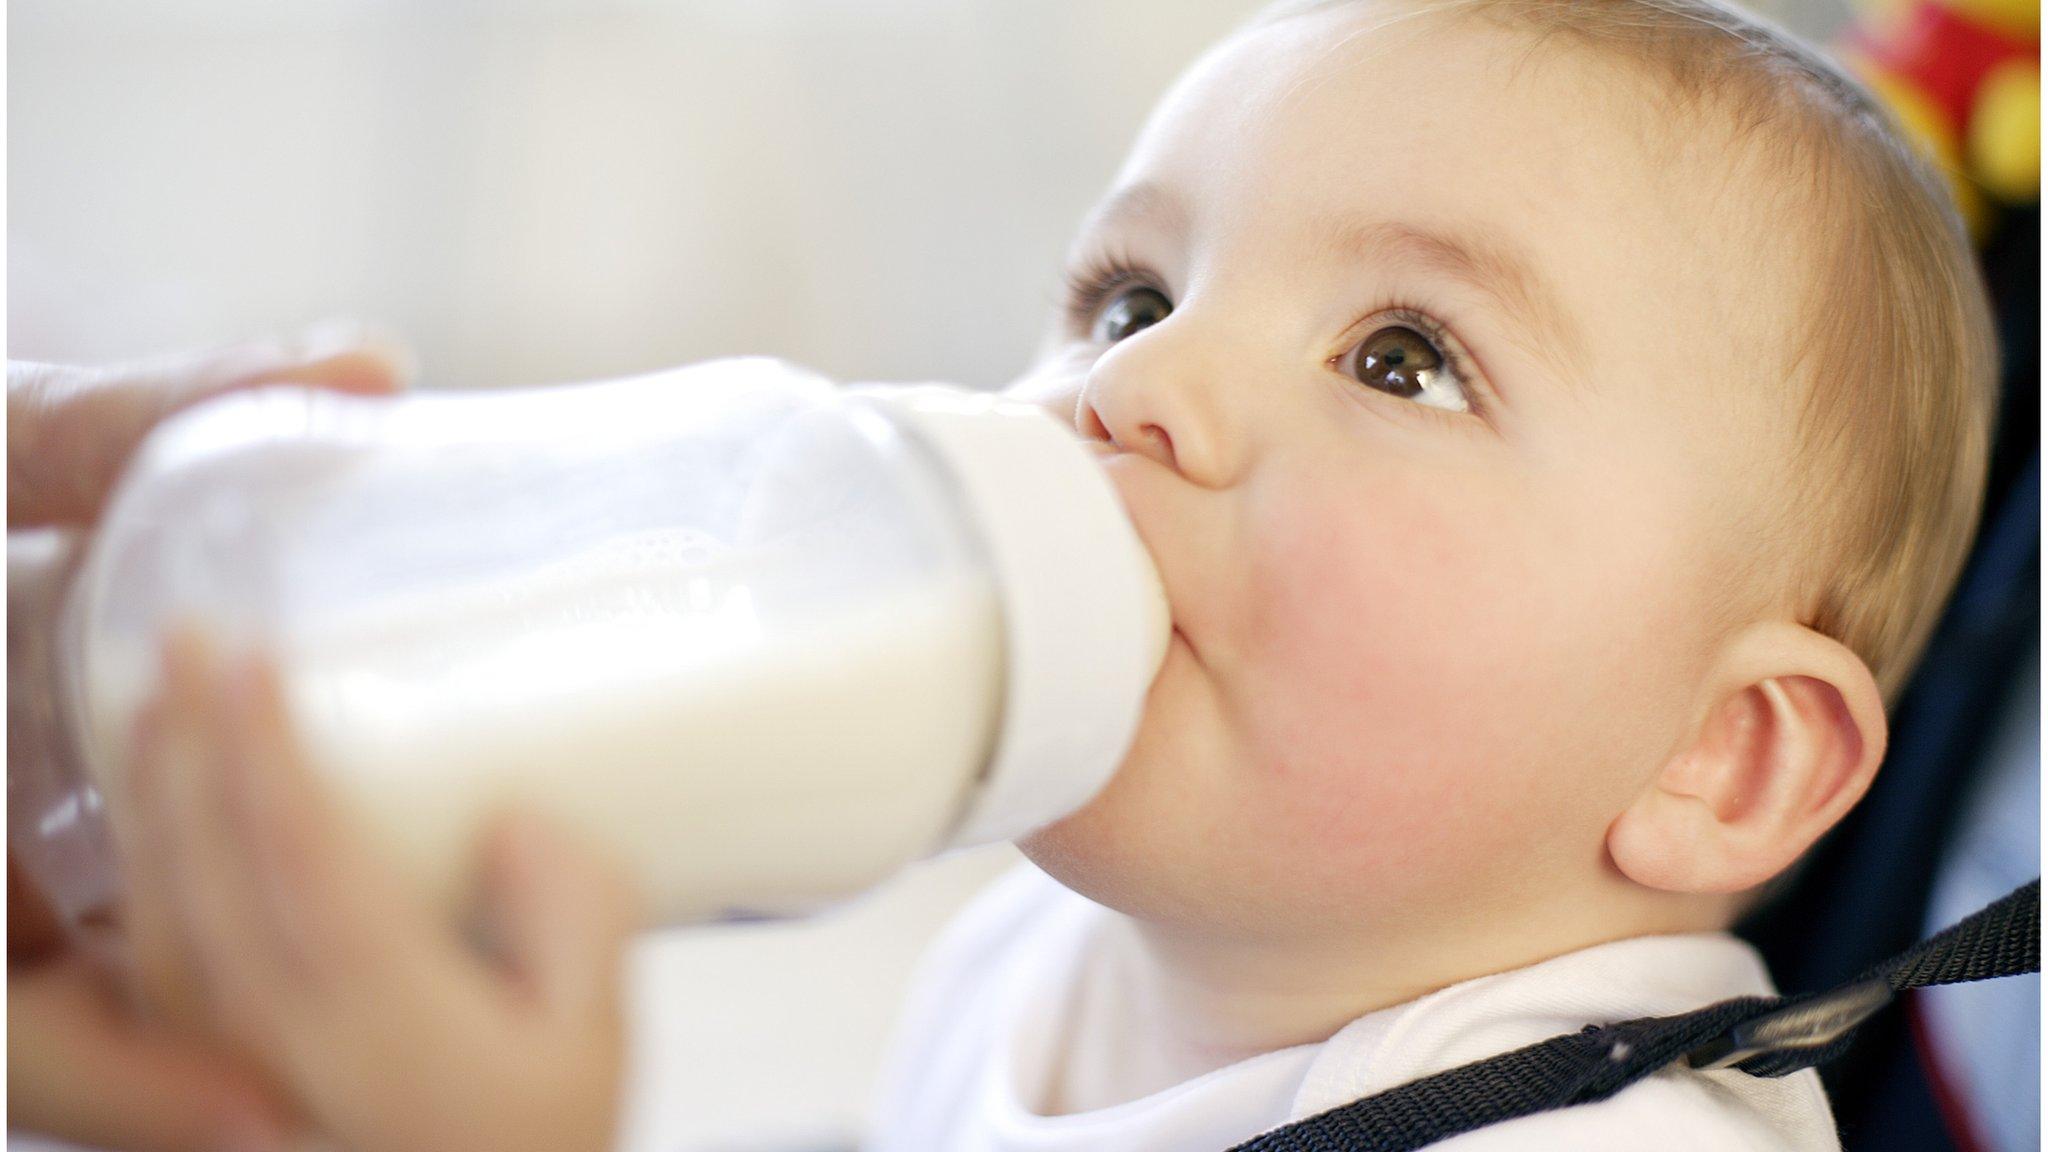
[
  {"xmin": 1143, "ymin": 3, "xmax": 1776, "ymax": 221},
  {"xmin": 1117, "ymin": 1, "xmax": 1816, "ymax": 399}
]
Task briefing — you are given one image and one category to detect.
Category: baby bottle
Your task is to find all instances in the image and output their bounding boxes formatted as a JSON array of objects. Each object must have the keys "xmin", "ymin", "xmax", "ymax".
[{"xmin": 8, "ymin": 357, "xmax": 1168, "ymax": 965}]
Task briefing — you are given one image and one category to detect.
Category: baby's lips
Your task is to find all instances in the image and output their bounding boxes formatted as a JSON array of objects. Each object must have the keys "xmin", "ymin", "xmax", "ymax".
[
  {"xmin": 1085, "ymin": 446, "xmax": 1150, "ymax": 536},
  {"xmin": 1090, "ymin": 443, "xmax": 1160, "ymax": 520}
]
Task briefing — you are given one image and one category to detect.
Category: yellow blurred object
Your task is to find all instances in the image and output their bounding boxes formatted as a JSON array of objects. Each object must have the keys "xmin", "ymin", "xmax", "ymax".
[
  {"xmin": 1969, "ymin": 61, "xmax": 2041, "ymax": 200},
  {"xmin": 1945, "ymin": 0, "xmax": 2042, "ymax": 38},
  {"xmin": 1841, "ymin": 0, "xmax": 2038, "ymax": 240}
]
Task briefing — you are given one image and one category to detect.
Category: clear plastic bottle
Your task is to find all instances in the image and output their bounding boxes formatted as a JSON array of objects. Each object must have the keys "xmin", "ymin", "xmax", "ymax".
[{"xmin": 8, "ymin": 358, "xmax": 1167, "ymax": 963}]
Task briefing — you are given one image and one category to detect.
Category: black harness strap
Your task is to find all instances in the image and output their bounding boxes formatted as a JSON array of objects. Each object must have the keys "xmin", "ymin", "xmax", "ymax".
[{"xmin": 1226, "ymin": 879, "xmax": 2039, "ymax": 1152}]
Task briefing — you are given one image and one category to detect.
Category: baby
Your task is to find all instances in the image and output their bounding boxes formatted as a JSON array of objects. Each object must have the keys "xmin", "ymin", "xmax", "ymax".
[
  {"xmin": 866, "ymin": 0, "xmax": 1995, "ymax": 1147},
  {"xmin": 108, "ymin": 0, "xmax": 1995, "ymax": 1149}
]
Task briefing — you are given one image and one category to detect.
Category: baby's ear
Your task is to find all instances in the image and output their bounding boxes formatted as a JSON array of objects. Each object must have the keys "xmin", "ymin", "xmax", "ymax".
[{"xmin": 1608, "ymin": 623, "xmax": 1887, "ymax": 896}]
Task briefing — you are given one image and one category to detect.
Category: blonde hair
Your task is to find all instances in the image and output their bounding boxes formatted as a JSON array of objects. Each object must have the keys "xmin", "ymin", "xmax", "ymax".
[{"xmin": 1265, "ymin": 0, "xmax": 1999, "ymax": 702}]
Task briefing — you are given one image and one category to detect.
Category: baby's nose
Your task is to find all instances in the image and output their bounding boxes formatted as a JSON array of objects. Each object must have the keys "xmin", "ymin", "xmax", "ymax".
[
  {"xmin": 1079, "ymin": 335, "xmax": 1231, "ymax": 486},
  {"xmin": 1079, "ymin": 397, "xmax": 1178, "ymax": 469}
]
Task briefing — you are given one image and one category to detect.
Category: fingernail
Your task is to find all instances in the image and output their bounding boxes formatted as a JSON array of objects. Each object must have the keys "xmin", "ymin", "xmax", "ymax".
[
  {"xmin": 293, "ymin": 317, "xmax": 419, "ymax": 388},
  {"xmin": 293, "ymin": 317, "xmax": 372, "ymax": 361},
  {"xmin": 208, "ymin": 657, "xmax": 266, "ymax": 793},
  {"xmin": 160, "ymin": 621, "xmax": 217, "ymax": 686},
  {"xmin": 223, "ymin": 653, "xmax": 265, "ymax": 715}
]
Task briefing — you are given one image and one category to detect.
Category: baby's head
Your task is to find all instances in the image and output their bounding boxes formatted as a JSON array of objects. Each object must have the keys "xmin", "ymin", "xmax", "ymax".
[{"xmin": 1009, "ymin": 0, "xmax": 1996, "ymax": 975}]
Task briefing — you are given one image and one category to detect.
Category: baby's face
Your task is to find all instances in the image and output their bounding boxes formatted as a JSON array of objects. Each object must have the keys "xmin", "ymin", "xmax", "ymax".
[{"xmin": 1010, "ymin": 5, "xmax": 1814, "ymax": 940}]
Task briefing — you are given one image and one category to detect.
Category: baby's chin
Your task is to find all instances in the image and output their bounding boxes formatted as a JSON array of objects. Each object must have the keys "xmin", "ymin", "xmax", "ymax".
[
  {"xmin": 1017, "ymin": 800, "xmax": 1311, "ymax": 939},
  {"xmin": 1011, "ymin": 631, "xmax": 1264, "ymax": 925},
  {"xmin": 1013, "ymin": 770, "xmax": 1218, "ymax": 927},
  {"xmin": 1016, "ymin": 810, "xmax": 1148, "ymax": 916}
]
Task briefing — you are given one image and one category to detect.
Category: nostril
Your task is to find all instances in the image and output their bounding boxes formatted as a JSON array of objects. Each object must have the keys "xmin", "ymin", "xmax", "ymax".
[
  {"xmin": 1073, "ymin": 393, "xmax": 1105, "ymax": 438},
  {"xmin": 1139, "ymin": 423, "xmax": 1176, "ymax": 467},
  {"xmin": 1078, "ymin": 397, "xmax": 1113, "ymax": 443},
  {"xmin": 1077, "ymin": 391, "xmax": 1178, "ymax": 472}
]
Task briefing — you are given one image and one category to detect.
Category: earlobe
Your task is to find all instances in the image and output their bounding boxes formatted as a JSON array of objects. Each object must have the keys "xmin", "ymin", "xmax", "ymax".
[{"xmin": 1608, "ymin": 624, "xmax": 1887, "ymax": 896}]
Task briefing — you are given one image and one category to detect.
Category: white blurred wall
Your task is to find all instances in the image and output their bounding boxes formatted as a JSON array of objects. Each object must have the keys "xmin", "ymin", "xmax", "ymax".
[
  {"xmin": 10, "ymin": 0, "xmax": 1271, "ymax": 389},
  {"xmin": 7, "ymin": 3, "xmax": 1852, "ymax": 1150},
  {"xmin": 10, "ymin": 0, "xmax": 1849, "ymax": 387}
]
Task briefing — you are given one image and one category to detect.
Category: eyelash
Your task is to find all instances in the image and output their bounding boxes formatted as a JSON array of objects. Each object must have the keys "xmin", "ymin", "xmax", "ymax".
[
  {"xmin": 1061, "ymin": 248, "xmax": 1155, "ymax": 335},
  {"xmin": 1060, "ymin": 252, "xmax": 1488, "ymax": 419},
  {"xmin": 1335, "ymin": 303, "xmax": 1486, "ymax": 421}
]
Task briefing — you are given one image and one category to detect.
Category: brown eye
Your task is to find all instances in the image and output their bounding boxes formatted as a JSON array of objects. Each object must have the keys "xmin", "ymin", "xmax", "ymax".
[
  {"xmin": 1349, "ymin": 326, "xmax": 1442, "ymax": 398},
  {"xmin": 1094, "ymin": 286, "xmax": 1173, "ymax": 343}
]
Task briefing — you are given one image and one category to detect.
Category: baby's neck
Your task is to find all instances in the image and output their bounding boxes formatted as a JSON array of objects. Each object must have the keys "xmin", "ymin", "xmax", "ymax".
[
  {"xmin": 1043, "ymin": 883, "xmax": 1735, "ymax": 1115},
  {"xmin": 1044, "ymin": 917, "xmax": 1457, "ymax": 1113}
]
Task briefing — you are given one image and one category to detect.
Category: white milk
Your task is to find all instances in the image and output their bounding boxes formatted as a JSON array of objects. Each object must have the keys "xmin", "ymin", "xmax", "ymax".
[{"xmin": 87, "ymin": 543, "xmax": 1004, "ymax": 924}]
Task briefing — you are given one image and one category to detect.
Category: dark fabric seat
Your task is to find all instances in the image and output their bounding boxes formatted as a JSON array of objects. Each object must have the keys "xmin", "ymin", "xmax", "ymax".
[{"xmin": 1735, "ymin": 207, "xmax": 2039, "ymax": 1152}]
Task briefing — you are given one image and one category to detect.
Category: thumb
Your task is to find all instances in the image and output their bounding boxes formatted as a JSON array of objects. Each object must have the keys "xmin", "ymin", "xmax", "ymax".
[
  {"xmin": 474, "ymin": 812, "xmax": 641, "ymax": 1026},
  {"xmin": 9, "ymin": 320, "xmax": 416, "ymax": 528},
  {"xmin": 8, "ymin": 960, "xmax": 303, "ymax": 1152}
]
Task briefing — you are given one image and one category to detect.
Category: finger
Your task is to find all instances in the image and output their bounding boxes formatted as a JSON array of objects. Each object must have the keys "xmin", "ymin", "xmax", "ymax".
[
  {"xmin": 8, "ymin": 529, "xmax": 91, "ymax": 964},
  {"xmin": 213, "ymin": 650, "xmax": 424, "ymax": 992},
  {"xmin": 141, "ymin": 628, "xmax": 375, "ymax": 1053},
  {"xmin": 475, "ymin": 810, "xmax": 642, "ymax": 1026},
  {"xmin": 7, "ymin": 853, "xmax": 67, "ymax": 964},
  {"xmin": 209, "ymin": 652, "xmax": 523, "ymax": 1130},
  {"xmin": 119, "ymin": 697, "xmax": 221, "ymax": 1028},
  {"xmin": 9, "ymin": 321, "xmax": 415, "ymax": 528},
  {"xmin": 8, "ymin": 958, "xmax": 299, "ymax": 1152},
  {"xmin": 140, "ymin": 631, "xmax": 290, "ymax": 1036},
  {"xmin": 155, "ymin": 635, "xmax": 475, "ymax": 1062}
]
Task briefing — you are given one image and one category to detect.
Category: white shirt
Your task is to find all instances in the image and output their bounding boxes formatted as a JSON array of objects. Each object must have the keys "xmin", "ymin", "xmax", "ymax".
[{"xmin": 867, "ymin": 864, "xmax": 1840, "ymax": 1152}]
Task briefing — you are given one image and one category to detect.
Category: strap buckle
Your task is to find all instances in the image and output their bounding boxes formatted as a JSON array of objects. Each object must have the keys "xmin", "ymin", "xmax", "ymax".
[{"xmin": 1684, "ymin": 978, "xmax": 1893, "ymax": 1070}]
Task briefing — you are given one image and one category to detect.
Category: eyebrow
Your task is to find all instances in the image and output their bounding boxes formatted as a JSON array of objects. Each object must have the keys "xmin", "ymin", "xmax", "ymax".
[
  {"xmin": 1077, "ymin": 181, "xmax": 1592, "ymax": 393},
  {"xmin": 1328, "ymin": 219, "xmax": 1592, "ymax": 389},
  {"xmin": 1077, "ymin": 181, "xmax": 1192, "ymax": 244}
]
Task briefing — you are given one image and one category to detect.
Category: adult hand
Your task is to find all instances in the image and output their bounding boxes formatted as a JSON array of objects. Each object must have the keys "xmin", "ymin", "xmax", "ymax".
[
  {"xmin": 9, "ymin": 325, "xmax": 410, "ymax": 527},
  {"xmin": 7, "ymin": 327, "xmax": 411, "ymax": 1151},
  {"xmin": 128, "ymin": 634, "xmax": 638, "ymax": 1152}
]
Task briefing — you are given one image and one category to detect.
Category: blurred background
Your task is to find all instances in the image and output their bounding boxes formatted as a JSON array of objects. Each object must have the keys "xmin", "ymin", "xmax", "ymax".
[
  {"xmin": 9, "ymin": 0, "xmax": 1851, "ymax": 389},
  {"xmin": 17, "ymin": 3, "xmax": 2036, "ymax": 1152}
]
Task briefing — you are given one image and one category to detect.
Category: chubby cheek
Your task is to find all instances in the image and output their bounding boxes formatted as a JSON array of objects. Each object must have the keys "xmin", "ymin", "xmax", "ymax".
[
  {"xmin": 1223, "ymin": 468, "xmax": 1621, "ymax": 906},
  {"xmin": 1027, "ymin": 472, "xmax": 1552, "ymax": 925}
]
